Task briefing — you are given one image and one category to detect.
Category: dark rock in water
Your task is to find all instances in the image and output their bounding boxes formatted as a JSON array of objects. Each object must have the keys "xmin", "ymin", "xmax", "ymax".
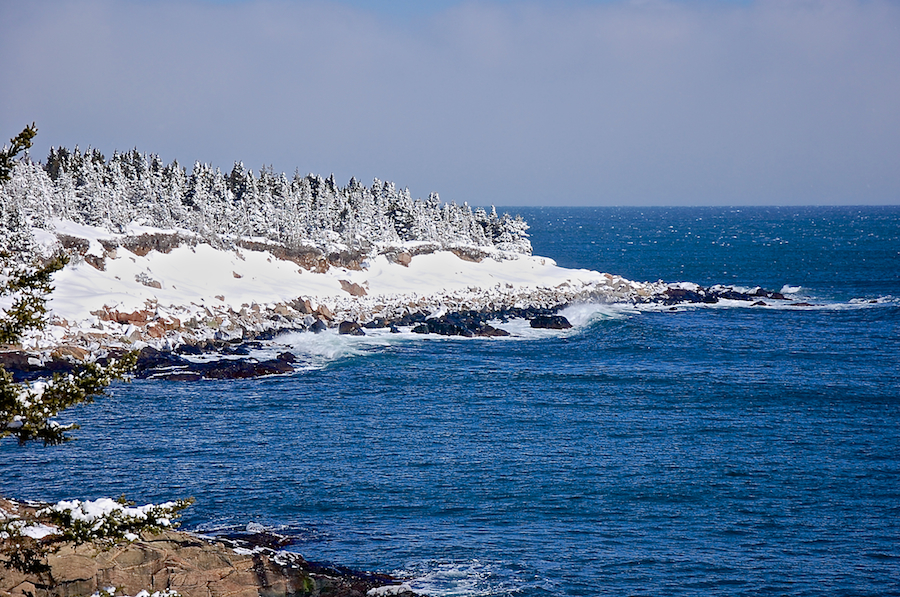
[
  {"xmin": 425, "ymin": 318, "xmax": 475, "ymax": 337},
  {"xmin": 530, "ymin": 315, "xmax": 573, "ymax": 329},
  {"xmin": 656, "ymin": 285, "xmax": 788, "ymax": 306},
  {"xmin": 309, "ymin": 319, "xmax": 327, "ymax": 333},
  {"xmin": 160, "ymin": 372, "xmax": 203, "ymax": 382},
  {"xmin": 136, "ymin": 346, "xmax": 191, "ymax": 371},
  {"xmin": 394, "ymin": 312, "xmax": 427, "ymax": 327},
  {"xmin": 752, "ymin": 301, "xmax": 768, "ymax": 306},
  {"xmin": 716, "ymin": 289, "xmax": 757, "ymax": 301},
  {"xmin": 338, "ymin": 321, "xmax": 366, "ymax": 336},
  {"xmin": 200, "ymin": 358, "xmax": 294, "ymax": 379},
  {"xmin": 364, "ymin": 318, "xmax": 388, "ymax": 329},
  {"xmin": 476, "ymin": 324, "xmax": 510, "ymax": 337},
  {"xmin": 664, "ymin": 287, "xmax": 717, "ymax": 304},
  {"xmin": 752, "ymin": 288, "xmax": 786, "ymax": 300},
  {"xmin": 389, "ymin": 324, "xmax": 401, "ymax": 333},
  {"xmin": 174, "ymin": 343, "xmax": 203, "ymax": 355},
  {"xmin": 221, "ymin": 344, "xmax": 250, "ymax": 356},
  {"xmin": 277, "ymin": 351, "xmax": 297, "ymax": 363},
  {"xmin": 412, "ymin": 323, "xmax": 429, "ymax": 334},
  {"xmin": 790, "ymin": 302, "xmax": 815, "ymax": 307}
]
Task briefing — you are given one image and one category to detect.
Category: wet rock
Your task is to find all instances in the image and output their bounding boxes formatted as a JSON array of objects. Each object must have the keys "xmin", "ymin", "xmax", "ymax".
[
  {"xmin": 174, "ymin": 344, "xmax": 203, "ymax": 355},
  {"xmin": 338, "ymin": 321, "xmax": 366, "ymax": 336},
  {"xmin": 423, "ymin": 318, "xmax": 474, "ymax": 337},
  {"xmin": 664, "ymin": 287, "xmax": 717, "ymax": 304},
  {"xmin": 160, "ymin": 372, "xmax": 203, "ymax": 382},
  {"xmin": 475, "ymin": 324, "xmax": 510, "ymax": 337},
  {"xmin": 198, "ymin": 358, "xmax": 294, "ymax": 380},
  {"xmin": 277, "ymin": 352, "xmax": 297, "ymax": 363},
  {"xmin": 309, "ymin": 319, "xmax": 327, "ymax": 333},
  {"xmin": 221, "ymin": 345, "xmax": 251, "ymax": 356},
  {"xmin": 654, "ymin": 285, "xmax": 788, "ymax": 306},
  {"xmin": 135, "ymin": 346, "xmax": 190, "ymax": 372},
  {"xmin": 530, "ymin": 315, "xmax": 573, "ymax": 329}
]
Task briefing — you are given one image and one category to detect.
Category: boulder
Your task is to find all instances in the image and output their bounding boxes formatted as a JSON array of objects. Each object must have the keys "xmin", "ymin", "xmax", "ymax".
[
  {"xmin": 338, "ymin": 321, "xmax": 366, "ymax": 336},
  {"xmin": 476, "ymin": 325, "xmax": 510, "ymax": 337},
  {"xmin": 529, "ymin": 315, "xmax": 572, "ymax": 329},
  {"xmin": 339, "ymin": 280, "xmax": 367, "ymax": 297}
]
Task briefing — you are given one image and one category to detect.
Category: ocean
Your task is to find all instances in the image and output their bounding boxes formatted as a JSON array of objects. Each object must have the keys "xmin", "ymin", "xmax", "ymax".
[{"xmin": 3, "ymin": 206, "xmax": 899, "ymax": 596}]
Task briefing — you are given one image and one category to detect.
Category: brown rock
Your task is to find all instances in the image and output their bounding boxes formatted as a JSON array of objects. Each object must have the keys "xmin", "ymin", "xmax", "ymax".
[
  {"xmin": 94, "ymin": 309, "xmax": 153, "ymax": 325},
  {"xmin": 51, "ymin": 346, "xmax": 89, "ymax": 361},
  {"xmin": 0, "ymin": 527, "xmax": 414, "ymax": 597},
  {"xmin": 291, "ymin": 299, "xmax": 314, "ymax": 314},
  {"xmin": 84, "ymin": 254, "xmax": 106, "ymax": 271},
  {"xmin": 339, "ymin": 280, "xmax": 367, "ymax": 297},
  {"xmin": 386, "ymin": 252, "xmax": 412, "ymax": 267},
  {"xmin": 146, "ymin": 324, "xmax": 167, "ymax": 339}
]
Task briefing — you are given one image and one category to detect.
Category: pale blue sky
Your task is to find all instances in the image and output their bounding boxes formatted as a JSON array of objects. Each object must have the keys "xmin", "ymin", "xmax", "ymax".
[{"xmin": 2, "ymin": 0, "xmax": 898, "ymax": 206}]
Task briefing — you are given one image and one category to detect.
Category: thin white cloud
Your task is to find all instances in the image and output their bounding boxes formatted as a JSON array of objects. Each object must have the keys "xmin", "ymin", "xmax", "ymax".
[{"xmin": 1, "ymin": 0, "xmax": 898, "ymax": 205}]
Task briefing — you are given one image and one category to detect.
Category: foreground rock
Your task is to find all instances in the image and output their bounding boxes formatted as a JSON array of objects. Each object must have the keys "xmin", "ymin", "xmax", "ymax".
[{"xmin": 0, "ymin": 500, "xmax": 416, "ymax": 597}]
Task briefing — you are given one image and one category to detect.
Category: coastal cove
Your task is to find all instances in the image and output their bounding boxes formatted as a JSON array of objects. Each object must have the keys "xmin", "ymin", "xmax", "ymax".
[{"xmin": 3, "ymin": 206, "xmax": 900, "ymax": 596}]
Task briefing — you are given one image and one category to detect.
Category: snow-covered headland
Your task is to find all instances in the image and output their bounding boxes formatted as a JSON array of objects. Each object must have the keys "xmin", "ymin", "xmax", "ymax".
[
  {"xmin": 1, "ymin": 150, "xmax": 784, "ymax": 376},
  {"xmin": 11, "ymin": 217, "xmax": 663, "ymax": 352}
]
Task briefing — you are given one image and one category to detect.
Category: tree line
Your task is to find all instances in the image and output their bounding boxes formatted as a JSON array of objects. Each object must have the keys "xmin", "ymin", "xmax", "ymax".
[{"xmin": 1, "ymin": 146, "xmax": 531, "ymax": 257}]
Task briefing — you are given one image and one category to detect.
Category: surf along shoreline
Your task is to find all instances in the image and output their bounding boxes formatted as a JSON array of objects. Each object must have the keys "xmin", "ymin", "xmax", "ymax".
[{"xmin": 3, "ymin": 226, "xmax": 791, "ymax": 382}]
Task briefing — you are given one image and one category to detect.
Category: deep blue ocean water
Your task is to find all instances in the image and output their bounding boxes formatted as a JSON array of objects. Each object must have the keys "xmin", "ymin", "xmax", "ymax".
[{"xmin": 3, "ymin": 206, "xmax": 900, "ymax": 596}]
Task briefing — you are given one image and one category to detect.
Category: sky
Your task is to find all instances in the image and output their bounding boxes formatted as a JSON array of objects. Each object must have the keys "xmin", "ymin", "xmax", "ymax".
[{"xmin": 1, "ymin": 0, "xmax": 898, "ymax": 206}]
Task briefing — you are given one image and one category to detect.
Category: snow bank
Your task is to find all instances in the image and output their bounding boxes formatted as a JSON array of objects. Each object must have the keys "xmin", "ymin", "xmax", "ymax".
[{"xmin": 16, "ymin": 220, "xmax": 661, "ymax": 352}]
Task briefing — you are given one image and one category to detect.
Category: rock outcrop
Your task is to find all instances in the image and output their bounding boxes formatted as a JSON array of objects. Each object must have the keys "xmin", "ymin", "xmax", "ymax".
[{"xmin": 0, "ymin": 499, "xmax": 415, "ymax": 597}]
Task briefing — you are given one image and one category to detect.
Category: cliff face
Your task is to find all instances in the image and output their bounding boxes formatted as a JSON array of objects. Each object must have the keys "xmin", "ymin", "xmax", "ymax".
[{"xmin": 0, "ymin": 500, "xmax": 414, "ymax": 597}]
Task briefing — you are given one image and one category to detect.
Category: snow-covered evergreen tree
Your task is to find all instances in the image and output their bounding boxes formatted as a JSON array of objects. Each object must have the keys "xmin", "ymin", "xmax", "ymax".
[{"xmin": 0, "ymin": 142, "xmax": 532, "ymax": 258}]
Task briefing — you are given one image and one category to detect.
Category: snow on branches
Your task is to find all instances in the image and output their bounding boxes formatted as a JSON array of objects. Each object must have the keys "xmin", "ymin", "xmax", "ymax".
[
  {"xmin": 0, "ymin": 496, "xmax": 193, "ymax": 574},
  {"xmin": 3, "ymin": 147, "xmax": 532, "ymax": 258}
]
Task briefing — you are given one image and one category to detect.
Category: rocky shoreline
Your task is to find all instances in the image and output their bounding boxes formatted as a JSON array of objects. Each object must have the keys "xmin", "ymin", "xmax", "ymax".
[
  {"xmin": 1, "ymin": 283, "xmax": 794, "ymax": 382},
  {"xmin": 11, "ymin": 285, "xmax": 795, "ymax": 382},
  {"xmin": 0, "ymin": 498, "xmax": 416, "ymax": 597}
]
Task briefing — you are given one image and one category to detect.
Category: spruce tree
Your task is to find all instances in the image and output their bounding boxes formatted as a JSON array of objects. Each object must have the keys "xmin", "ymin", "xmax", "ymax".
[{"xmin": 0, "ymin": 125, "xmax": 136, "ymax": 446}]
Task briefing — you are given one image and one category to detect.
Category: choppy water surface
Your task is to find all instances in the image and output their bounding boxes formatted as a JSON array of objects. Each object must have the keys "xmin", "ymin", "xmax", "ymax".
[{"xmin": 4, "ymin": 207, "xmax": 900, "ymax": 596}]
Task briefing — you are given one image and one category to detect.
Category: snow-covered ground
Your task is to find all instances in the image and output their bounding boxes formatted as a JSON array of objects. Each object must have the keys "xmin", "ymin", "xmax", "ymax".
[{"xmin": 12, "ymin": 219, "xmax": 661, "ymax": 353}]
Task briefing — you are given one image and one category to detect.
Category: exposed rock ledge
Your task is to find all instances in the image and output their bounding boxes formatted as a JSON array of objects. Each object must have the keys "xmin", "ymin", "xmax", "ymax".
[{"xmin": 0, "ymin": 499, "xmax": 415, "ymax": 597}]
